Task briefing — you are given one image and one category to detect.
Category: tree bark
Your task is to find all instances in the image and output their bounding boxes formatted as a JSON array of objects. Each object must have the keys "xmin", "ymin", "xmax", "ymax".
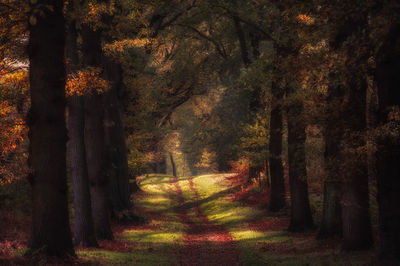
[
  {"xmin": 170, "ymin": 153, "xmax": 177, "ymax": 177},
  {"xmin": 84, "ymin": 93, "xmax": 113, "ymax": 240},
  {"xmin": 27, "ymin": 0, "xmax": 74, "ymax": 256},
  {"xmin": 66, "ymin": 19, "xmax": 98, "ymax": 247},
  {"xmin": 269, "ymin": 83, "xmax": 286, "ymax": 212},
  {"xmin": 375, "ymin": 23, "xmax": 400, "ymax": 263},
  {"xmin": 286, "ymin": 93, "xmax": 313, "ymax": 232},
  {"xmin": 340, "ymin": 71, "xmax": 372, "ymax": 251},
  {"xmin": 318, "ymin": 181, "xmax": 342, "ymax": 238},
  {"xmin": 81, "ymin": 24, "xmax": 113, "ymax": 240},
  {"xmin": 318, "ymin": 72, "xmax": 344, "ymax": 239},
  {"xmin": 69, "ymin": 94, "xmax": 98, "ymax": 246},
  {"xmin": 103, "ymin": 56, "xmax": 132, "ymax": 213}
]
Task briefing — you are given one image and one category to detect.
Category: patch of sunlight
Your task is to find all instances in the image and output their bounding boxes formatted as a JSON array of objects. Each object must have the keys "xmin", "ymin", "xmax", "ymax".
[
  {"xmin": 78, "ymin": 249, "xmax": 177, "ymax": 266},
  {"xmin": 232, "ymin": 230, "xmax": 289, "ymax": 243},
  {"xmin": 194, "ymin": 174, "xmax": 226, "ymax": 195},
  {"xmin": 121, "ymin": 230, "xmax": 183, "ymax": 244}
]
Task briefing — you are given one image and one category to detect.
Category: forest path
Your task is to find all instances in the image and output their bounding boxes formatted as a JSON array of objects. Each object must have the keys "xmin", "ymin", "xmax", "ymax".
[
  {"xmin": 169, "ymin": 175, "xmax": 240, "ymax": 266},
  {"xmin": 77, "ymin": 173, "xmax": 373, "ymax": 265}
]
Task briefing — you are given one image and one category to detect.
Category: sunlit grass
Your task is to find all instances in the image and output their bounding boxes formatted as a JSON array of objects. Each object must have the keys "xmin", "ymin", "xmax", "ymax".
[
  {"xmin": 78, "ymin": 249, "xmax": 178, "ymax": 266},
  {"xmin": 77, "ymin": 174, "xmax": 184, "ymax": 265},
  {"xmin": 77, "ymin": 173, "xmax": 373, "ymax": 265},
  {"xmin": 190, "ymin": 174, "xmax": 373, "ymax": 265}
]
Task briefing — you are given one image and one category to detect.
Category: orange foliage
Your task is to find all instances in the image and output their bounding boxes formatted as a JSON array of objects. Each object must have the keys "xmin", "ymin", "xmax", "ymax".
[
  {"xmin": 66, "ymin": 67, "xmax": 109, "ymax": 96},
  {"xmin": 297, "ymin": 14, "xmax": 314, "ymax": 25},
  {"xmin": 103, "ymin": 39, "xmax": 150, "ymax": 54},
  {"xmin": 0, "ymin": 71, "xmax": 29, "ymax": 185}
]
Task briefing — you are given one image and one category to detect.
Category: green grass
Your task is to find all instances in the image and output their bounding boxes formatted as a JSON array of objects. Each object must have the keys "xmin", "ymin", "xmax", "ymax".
[
  {"xmin": 77, "ymin": 173, "xmax": 374, "ymax": 265},
  {"xmin": 78, "ymin": 174, "xmax": 184, "ymax": 266},
  {"xmin": 191, "ymin": 174, "xmax": 373, "ymax": 266}
]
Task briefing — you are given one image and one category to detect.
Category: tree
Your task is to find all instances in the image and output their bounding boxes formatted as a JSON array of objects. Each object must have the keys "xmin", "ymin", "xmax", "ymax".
[
  {"xmin": 335, "ymin": 9, "xmax": 373, "ymax": 250},
  {"xmin": 81, "ymin": 22, "xmax": 113, "ymax": 240},
  {"xmin": 375, "ymin": 22, "xmax": 400, "ymax": 263},
  {"xmin": 268, "ymin": 82, "xmax": 286, "ymax": 212},
  {"xmin": 66, "ymin": 10, "xmax": 98, "ymax": 247},
  {"xmin": 27, "ymin": 0, "xmax": 74, "ymax": 256}
]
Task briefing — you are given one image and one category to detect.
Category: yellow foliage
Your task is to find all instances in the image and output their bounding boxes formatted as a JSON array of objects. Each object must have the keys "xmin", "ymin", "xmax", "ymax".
[
  {"xmin": 66, "ymin": 68, "xmax": 109, "ymax": 96},
  {"xmin": 0, "ymin": 71, "xmax": 29, "ymax": 94},
  {"xmin": 103, "ymin": 39, "xmax": 150, "ymax": 54},
  {"xmin": 194, "ymin": 148, "xmax": 217, "ymax": 170}
]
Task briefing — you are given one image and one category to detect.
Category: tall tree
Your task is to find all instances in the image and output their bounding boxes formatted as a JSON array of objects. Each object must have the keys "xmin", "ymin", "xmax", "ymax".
[
  {"xmin": 375, "ymin": 22, "xmax": 400, "ymax": 263},
  {"xmin": 103, "ymin": 55, "xmax": 132, "ymax": 213},
  {"xmin": 286, "ymin": 80, "xmax": 314, "ymax": 232},
  {"xmin": 336, "ymin": 8, "xmax": 373, "ymax": 250},
  {"xmin": 66, "ymin": 14, "xmax": 98, "ymax": 247},
  {"xmin": 318, "ymin": 65, "xmax": 344, "ymax": 238},
  {"xmin": 268, "ymin": 81, "xmax": 286, "ymax": 212},
  {"xmin": 81, "ymin": 23, "xmax": 113, "ymax": 240},
  {"xmin": 27, "ymin": 0, "xmax": 74, "ymax": 256}
]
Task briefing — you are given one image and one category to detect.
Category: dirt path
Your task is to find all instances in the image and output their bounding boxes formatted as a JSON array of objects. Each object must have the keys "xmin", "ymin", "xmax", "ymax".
[{"xmin": 170, "ymin": 176, "xmax": 241, "ymax": 266}]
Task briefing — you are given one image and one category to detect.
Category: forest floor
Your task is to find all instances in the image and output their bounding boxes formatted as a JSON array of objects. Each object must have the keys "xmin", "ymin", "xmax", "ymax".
[
  {"xmin": 77, "ymin": 173, "xmax": 375, "ymax": 266},
  {"xmin": 1, "ymin": 173, "xmax": 377, "ymax": 265}
]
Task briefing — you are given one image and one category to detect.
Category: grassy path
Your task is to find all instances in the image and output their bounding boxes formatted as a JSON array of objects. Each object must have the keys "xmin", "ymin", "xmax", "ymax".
[
  {"xmin": 77, "ymin": 174, "xmax": 373, "ymax": 265},
  {"xmin": 171, "ymin": 175, "xmax": 240, "ymax": 266}
]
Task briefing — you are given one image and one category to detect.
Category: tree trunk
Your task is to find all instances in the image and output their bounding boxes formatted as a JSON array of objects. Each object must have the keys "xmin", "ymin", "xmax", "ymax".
[
  {"xmin": 318, "ymin": 181, "xmax": 342, "ymax": 239},
  {"xmin": 27, "ymin": 0, "xmax": 74, "ymax": 256},
  {"xmin": 375, "ymin": 23, "xmax": 400, "ymax": 263},
  {"xmin": 66, "ymin": 16, "xmax": 98, "ymax": 247},
  {"xmin": 81, "ymin": 24, "xmax": 113, "ymax": 240},
  {"xmin": 318, "ymin": 72, "xmax": 344, "ymax": 239},
  {"xmin": 103, "ymin": 56, "xmax": 132, "ymax": 213},
  {"xmin": 287, "ymin": 95, "xmax": 313, "ymax": 232},
  {"xmin": 269, "ymin": 83, "xmax": 286, "ymax": 212},
  {"xmin": 84, "ymin": 93, "xmax": 113, "ymax": 240},
  {"xmin": 248, "ymin": 164, "xmax": 263, "ymax": 183},
  {"xmin": 340, "ymin": 71, "xmax": 372, "ymax": 251},
  {"xmin": 68, "ymin": 94, "xmax": 98, "ymax": 246},
  {"xmin": 170, "ymin": 153, "xmax": 177, "ymax": 177}
]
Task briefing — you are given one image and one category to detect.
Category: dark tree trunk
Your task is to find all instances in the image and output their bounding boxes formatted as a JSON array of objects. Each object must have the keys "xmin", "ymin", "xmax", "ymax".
[
  {"xmin": 248, "ymin": 164, "xmax": 263, "ymax": 183},
  {"xmin": 170, "ymin": 153, "xmax": 177, "ymax": 177},
  {"xmin": 232, "ymin": 15, "xmax": 250, "ymax": 67},
  {"xmin": 84, "ymin": 93, "xmax": 113, "ymax": 240},
  {"xmin": 269, "ymin": 83, "xmax": 286, "ymax": 212},
  {"xmin": 338, "ymin": 12, "xmax": 373, "ymax": 249},
  {"xmin": 69, "ymin": 94, "xmax": 98, "ymax": 246},
  {"xmin": 103, "ymin": 56, "xmax": 132, "ymax": 213},
  {"xmin": 318, "ymin": 181, "xmax": 342, "ymax": 239},
  {"xmin": 286, "ymin": 93, "xmax": 313, "ymax": 232},
  {"xmin": 66, "ymin": 19, "xmax": 98, "ymax": 247},
  {"xmin": 340, "ymin": 72, "xmax": 372, "ymax": 251},
  {"xmin": 318, "ymin": 72, "xmax": 344, "ymax": 239},
  {"xmin": 81, "ymin": 24, "xmax": 113, "ymax": 240},
  {"xmin": 375, "ymin": 23, "xmax": 400, "ymax": 263},
  {"xmin": 27, "ymin": 0, "xmax": 74, "ymax": 257}
]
